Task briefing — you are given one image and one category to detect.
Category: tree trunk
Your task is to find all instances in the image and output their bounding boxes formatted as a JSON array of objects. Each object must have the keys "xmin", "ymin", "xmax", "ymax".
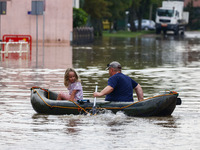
[
  {"xmin": 91, "ymin": 18, "xmax": 103, "ymax": 37},
  {"xmin": 129, "ymin": 0, "xmax": 137, "ymax": 32}
]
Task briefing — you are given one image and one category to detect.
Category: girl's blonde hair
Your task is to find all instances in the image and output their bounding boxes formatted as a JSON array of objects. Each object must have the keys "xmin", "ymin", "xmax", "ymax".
[{"xmin": 64, "ymin": 68, "xmax": 80, "ymax": 88}]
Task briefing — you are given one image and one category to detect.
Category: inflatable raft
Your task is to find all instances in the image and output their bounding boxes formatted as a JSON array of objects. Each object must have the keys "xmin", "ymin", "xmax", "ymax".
[{"xmin": 30, "ymin": 87, "xmax": 181, "ymax": 117}]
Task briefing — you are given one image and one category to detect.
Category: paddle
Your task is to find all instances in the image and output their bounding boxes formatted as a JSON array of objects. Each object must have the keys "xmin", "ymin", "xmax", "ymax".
[{"xmin": 92, "ymin": 85, "xmax": 98, "ymax": 115}]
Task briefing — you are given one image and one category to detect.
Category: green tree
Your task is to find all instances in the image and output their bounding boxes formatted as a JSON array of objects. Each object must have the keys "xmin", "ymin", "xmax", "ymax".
[
  {"xmin": 129, "ymin": 0, "xmax": 162, "ymax": 32},
  {"xmin": 73, "ymin": 8, "xmax": 88, "ymax": 28},
  {"xmin": 83, "ymin": 0, "xmax": 111, "ymax": 36},
  {"xmin": 107, "ymin": 0, "xmax": 132, "ymax": 31},
  {"xmin": 129, "ymin": 0, "xmax": 140, "ymax": 31}
]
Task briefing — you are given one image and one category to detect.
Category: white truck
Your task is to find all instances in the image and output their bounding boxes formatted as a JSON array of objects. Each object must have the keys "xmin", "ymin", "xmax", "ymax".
[{"xmin": 155, "ymin": 1, "xmax": 189, "ymax": 35}]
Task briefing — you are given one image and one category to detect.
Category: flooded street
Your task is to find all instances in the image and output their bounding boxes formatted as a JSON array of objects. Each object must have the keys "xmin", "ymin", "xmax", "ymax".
[{"xmin": 0, "ymin": 32, "xmax": 200, "ymax": 149}]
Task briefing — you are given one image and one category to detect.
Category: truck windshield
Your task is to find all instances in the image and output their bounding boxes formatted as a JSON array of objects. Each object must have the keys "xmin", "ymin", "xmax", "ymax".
[{"xmin": 157, "ymin": 9, "xmax": 174, "ymax": 17}]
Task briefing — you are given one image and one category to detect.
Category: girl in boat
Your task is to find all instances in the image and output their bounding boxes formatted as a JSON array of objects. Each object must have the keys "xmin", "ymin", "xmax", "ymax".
[{"xmin": 57, "ymin": 68, "xmax": 83, "ymax": 101}]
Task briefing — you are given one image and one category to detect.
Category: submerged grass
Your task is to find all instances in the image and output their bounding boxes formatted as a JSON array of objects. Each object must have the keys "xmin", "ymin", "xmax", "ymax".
[{"xmin": 103, "ymin": 30, "xmax": 155, "ymax": 38}]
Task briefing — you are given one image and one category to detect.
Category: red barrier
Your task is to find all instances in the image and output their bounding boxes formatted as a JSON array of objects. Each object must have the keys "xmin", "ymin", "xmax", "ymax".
[{"xmin": 2, "ymin": 34, "xmax": 32, "ymax": 60}]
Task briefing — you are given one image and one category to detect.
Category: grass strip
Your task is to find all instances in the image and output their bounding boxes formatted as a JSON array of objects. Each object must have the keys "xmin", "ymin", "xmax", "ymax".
[{"xmin": 103, "ymin": 30, "xmax": 155, "ymax": 38}]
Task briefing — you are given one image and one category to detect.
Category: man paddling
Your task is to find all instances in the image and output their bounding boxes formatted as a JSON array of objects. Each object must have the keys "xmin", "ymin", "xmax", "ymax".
[{"xmin": 93, "ymin": 61, "xmax": 143, "ymax": 102}]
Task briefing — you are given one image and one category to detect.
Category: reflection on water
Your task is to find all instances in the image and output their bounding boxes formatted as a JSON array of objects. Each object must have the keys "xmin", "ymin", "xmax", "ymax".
[
  {"xmin": 0, "ymin": 32, "xmax": 200, "ymax": 149},
  {"xmin": 73, "ymin": 35, "xmax": 200, "ymax": 70},
  {"xmin": 0, "ymin": 45, "xmax": 72, "ymax": 69},
  {"xmin": 147, "ymin": 116, "xmax": 179, "ymax": 128}
]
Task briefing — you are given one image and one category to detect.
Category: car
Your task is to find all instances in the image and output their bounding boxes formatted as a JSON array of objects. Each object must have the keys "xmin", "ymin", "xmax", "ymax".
[{"xmin": 127, "ymin": 19, "xmax": 156, "ymax": 30}]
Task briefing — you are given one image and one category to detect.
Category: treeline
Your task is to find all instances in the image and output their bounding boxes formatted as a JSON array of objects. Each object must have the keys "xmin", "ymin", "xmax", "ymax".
[
  {"xmin": 73, "ymin": 0, "xmax": 199, "ymax": 36},
  {"xmin": 81, "ymin": 0, "xmax": 161, "ymax": 36}
]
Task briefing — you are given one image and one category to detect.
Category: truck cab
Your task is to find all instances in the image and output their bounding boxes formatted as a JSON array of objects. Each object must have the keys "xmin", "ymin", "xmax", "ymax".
[{"xmin": 155, "ymin": 1, "xmax": 189, "ymax": 35}]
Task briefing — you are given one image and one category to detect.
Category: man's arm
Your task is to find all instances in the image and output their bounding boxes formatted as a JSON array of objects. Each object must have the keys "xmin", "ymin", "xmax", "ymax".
[
  {"xmin": 93, "ymin": 85, "xmax": 113, "ymax": 97},
  {"xmin": 134, "ymin": 84, "xmax": 143, "ymax": 101}
]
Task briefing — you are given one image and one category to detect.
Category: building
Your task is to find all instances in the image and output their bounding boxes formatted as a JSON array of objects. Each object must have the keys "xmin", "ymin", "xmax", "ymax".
[
  {"xmin": 184, "ymin": 0, "xmax": 200, "ymax": 7},
  {"xmin": 0, "ymin": 0, "xmax": 73, "ymax": 45},
  {"xmin": 73, "ymin": 0, "xmax": 79, "ymax": 8}
]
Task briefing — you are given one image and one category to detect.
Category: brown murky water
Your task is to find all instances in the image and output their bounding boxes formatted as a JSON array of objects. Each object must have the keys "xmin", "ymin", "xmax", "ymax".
[{"xmin": 0, "ymin": 32, "xmax": 200, "ymax": 149}]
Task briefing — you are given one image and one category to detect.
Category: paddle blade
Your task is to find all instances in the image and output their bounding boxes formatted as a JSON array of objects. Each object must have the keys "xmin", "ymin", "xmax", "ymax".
[{"xmin": 92, "ymin": 106, "xmax": 96, "ymax": 115}]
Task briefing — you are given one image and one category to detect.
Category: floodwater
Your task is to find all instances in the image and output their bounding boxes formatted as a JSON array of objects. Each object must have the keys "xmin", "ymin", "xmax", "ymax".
[{"xmin": 0, "ymin": 32, "xmax": 200, "ymax": 149}]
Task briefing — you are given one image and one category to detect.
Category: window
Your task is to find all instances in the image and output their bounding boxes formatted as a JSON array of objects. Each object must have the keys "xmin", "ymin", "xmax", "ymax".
[{"xmin": 157, "ymin": 9, "xmax": 174, "ymax": 17}]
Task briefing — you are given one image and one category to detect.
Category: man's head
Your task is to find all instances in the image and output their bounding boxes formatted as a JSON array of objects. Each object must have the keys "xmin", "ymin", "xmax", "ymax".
[{"xmin": 106, "ymin": 61, "xmax": 121, "ymax": 76}]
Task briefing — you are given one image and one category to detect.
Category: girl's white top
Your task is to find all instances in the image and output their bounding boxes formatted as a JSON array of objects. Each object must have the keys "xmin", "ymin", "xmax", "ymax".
[{"xmin": 68, "ymin": 81, "xmax": 83, "ymax": 100}]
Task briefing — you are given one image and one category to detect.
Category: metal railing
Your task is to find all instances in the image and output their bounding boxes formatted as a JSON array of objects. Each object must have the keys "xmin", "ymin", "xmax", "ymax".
[
  {"xmin": 73, "ymin": 27, "xmax": 94, "ymax": 45},
  {"xmin": 0, "ymin": 41, "xmax": 29, "ymax": 57}
]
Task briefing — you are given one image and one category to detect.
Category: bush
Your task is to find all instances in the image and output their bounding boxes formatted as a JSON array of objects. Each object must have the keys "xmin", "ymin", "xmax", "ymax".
[{"xmin": 73, "ymin": 8, "xmax": 88, "ymax": 28}]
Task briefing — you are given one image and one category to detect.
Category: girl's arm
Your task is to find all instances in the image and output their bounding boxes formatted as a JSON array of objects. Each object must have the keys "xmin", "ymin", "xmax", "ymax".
[{"xmin": 69, "ymin": 90, "xmax": 77, "ymax": 101}]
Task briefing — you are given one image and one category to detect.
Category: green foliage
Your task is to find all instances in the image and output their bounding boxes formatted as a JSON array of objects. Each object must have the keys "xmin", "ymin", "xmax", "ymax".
[
  {"xmin": 83, "ymin": 0, "xmax": 112, "ymax": 19},
  {"xmin": 83, "ymin": 0, "xmax": 112, "ymax": 36},
  {"xmin": 103, "ymin": 30, "xmax": 154, "ymax": 38},
  {"xmin": 81, "ymin": 0, "xmax": 164, "ymax": 35},
  {"xmin": 107, "ymin": 0, "xmax": 132, "ymax": 20},
  {"xmin": 129, "ymin": 0, "xmax": 162, "ymax": 31},
  {"xmin": 73, "ymin": 8, "xmax": 88, "ymax": 28}
]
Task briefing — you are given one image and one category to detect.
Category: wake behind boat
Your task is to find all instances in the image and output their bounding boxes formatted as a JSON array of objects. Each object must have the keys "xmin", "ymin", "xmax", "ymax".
[{"xmin": 30, "ymin": 87, "xmax": 181, "ymax": 117}]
